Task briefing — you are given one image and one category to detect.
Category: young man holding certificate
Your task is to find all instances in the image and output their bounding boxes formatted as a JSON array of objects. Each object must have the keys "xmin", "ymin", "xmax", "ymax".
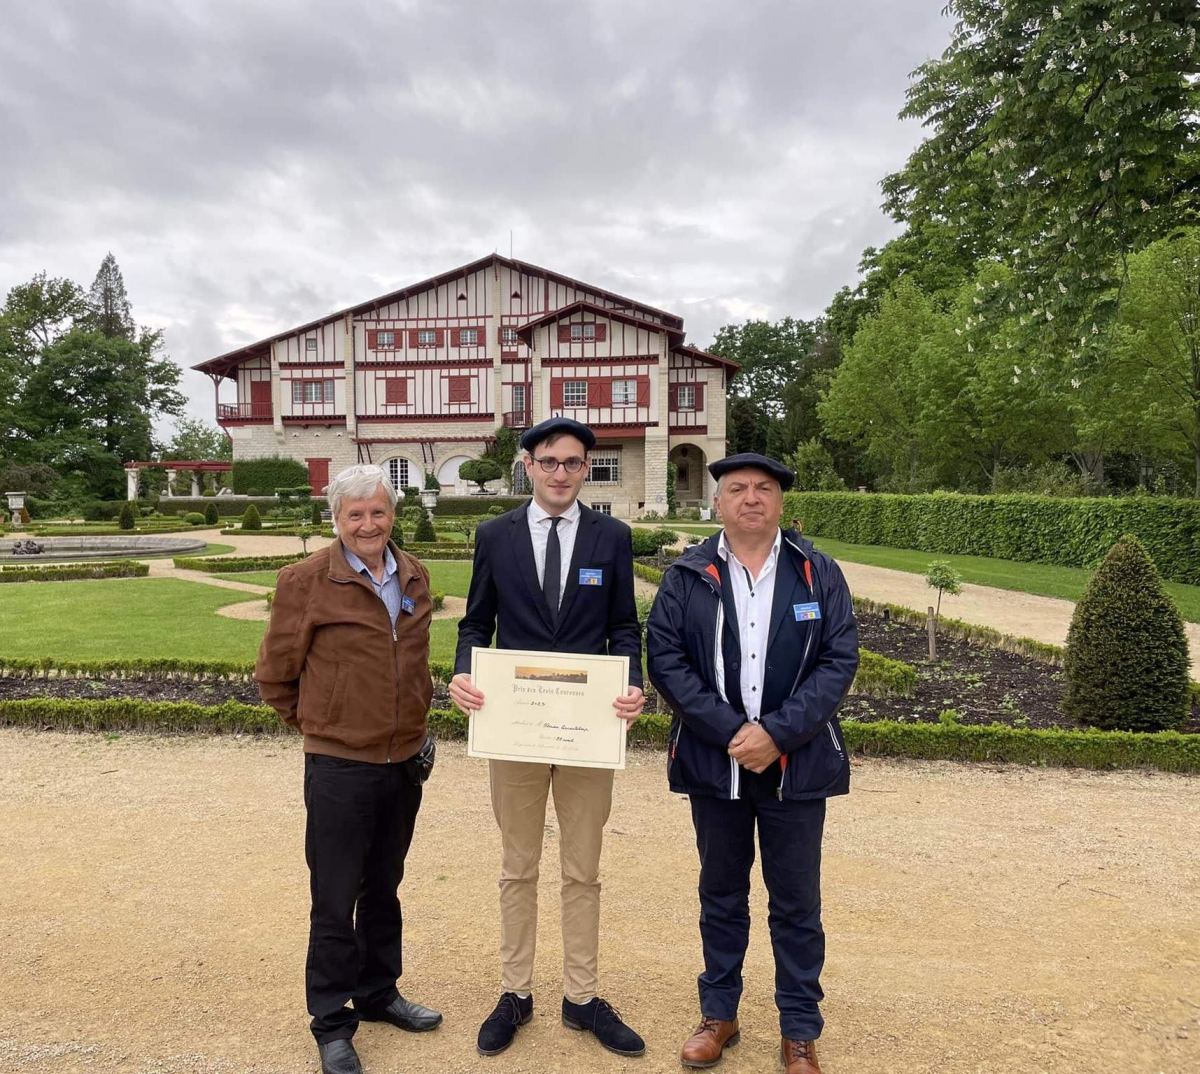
[{"xmin": 450, "ymin": 417, "xmax": 646, "ymax": 1059}]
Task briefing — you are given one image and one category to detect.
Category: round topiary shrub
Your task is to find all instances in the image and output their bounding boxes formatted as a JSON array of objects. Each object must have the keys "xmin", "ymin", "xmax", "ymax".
[
  {"xmin": 414, "ymin": 512, "xmax": 435, "ymax": 543},
  {"xmin": 204, "ymin": 502, "xmax": 219, "ymax": 525},
  {"xmin": 118, "ymin": 502, "xmax": 136, "ymax": 531},
  {"xmin": 242, "ymin": 504, "xmax": 262, "ymax": 531},
  {"xmin": 1063, "ymin": 534, "xmax": 1191, "ymax": 732},
  {"xmin": 403, "ymin": 505, "xmax": 425, "ymax": 525},
  {"xmin": 185, "ymin": 512, "xmax": 206, "ymax": 526}
]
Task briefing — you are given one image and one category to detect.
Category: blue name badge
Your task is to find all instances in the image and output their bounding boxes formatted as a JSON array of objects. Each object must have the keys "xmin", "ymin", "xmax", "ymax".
[
  {"xmin": 401, "ymin": 595, "xmax": 416, "ymax": 615},
  {"xmin": 793, "ymin": 602, "xmax": 821, "ymax": 622},
  {"xmin": 579, "ymin": 568, "xmax": 604, "ymax": 586}
]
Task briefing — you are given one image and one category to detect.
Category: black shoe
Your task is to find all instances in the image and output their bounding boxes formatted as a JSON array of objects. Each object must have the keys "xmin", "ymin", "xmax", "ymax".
[
  {"xmin": 318, "ymin": 1038, "xmax": 362, "ymax": 1074},
  {"xmin": 562, "ymin": 996, "xmax": 646, "ymax": 1057},
  {"xmin": 477, "ymin": 992, "xmax": 533, "ymax": 1056},
  {"xmin": 356, "ymin": 992, "xmax": 443, "ymax": 1032}
]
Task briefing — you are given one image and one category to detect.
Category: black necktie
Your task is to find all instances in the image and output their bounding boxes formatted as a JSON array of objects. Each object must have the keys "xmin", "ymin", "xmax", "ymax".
[{"xmin": 543, "ymin": 516, "xmax": 562, "ymax": 625}]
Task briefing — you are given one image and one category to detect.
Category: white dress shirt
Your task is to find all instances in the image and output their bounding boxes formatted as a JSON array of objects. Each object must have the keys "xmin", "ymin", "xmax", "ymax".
[
  {"xmin": 717, "ymin": 528, "xmax": 781, "ymax": 724},
  {"xmin": 527, "ymin": 497, "xmax": 580, "ymax": 608}
]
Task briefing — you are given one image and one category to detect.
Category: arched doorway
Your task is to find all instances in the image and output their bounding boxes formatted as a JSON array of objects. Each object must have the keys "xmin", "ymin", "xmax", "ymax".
[
  {"xmin": 437, "ymin": 454, "xmax": 473, "ymax": 494},
  {"xmin": 669, "ymin": 443, "xmax": 707, "ymax": 508},
  {"xmin": 512, "ymin": 460, "xmax": 531, "ymax": 495}
]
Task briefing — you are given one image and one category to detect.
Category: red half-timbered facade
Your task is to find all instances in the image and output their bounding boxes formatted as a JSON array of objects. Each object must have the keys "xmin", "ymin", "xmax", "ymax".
[{"xmin": 194, "ymin": 255, "xmax": 737, "ymax": 517}]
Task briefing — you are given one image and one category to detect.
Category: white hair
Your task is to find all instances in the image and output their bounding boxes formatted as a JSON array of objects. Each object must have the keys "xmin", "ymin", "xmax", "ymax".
[{"xmin": 326, "ymin": 464, "xmax": 397, "ymax": 518}]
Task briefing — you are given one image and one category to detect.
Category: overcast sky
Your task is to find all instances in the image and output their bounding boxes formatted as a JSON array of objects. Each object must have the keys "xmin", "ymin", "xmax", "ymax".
[{"xmin": 0, "ymin": 0, "xmax": 952, "ymax": 436}]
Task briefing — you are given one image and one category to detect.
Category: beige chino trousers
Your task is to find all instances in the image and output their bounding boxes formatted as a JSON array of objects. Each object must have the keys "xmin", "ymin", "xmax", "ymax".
[{"xmin": 488, "ymin": 758, "xmax": 614, "ymax": 1003}]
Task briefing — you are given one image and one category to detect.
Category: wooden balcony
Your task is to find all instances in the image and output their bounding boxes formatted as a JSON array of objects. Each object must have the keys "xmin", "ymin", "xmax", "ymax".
[
  {"xmin": 217, "ymin": 402, "xmax": 272, "ymax": 423},
  {"xmin": 502, "ymin": 408, "xmax": 532, "ymax": 429}
]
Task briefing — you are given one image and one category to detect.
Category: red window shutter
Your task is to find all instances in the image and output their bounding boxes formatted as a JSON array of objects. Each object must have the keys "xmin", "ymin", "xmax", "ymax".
[
  {"xmin": 550, "ymin": 379, "xmax": 564, "ymax": 409},
  {"xmin": 407, "ymin": 329, "xmax": 420, "ymax": 347},
  {"xmin": 593, "ymin": 379, "xmax": 612, "ymax": 407},
  {"xmin": 367, "ymin": 330, "xmax": 376, "ymax": 349},
  {"xmin": 694, "ymin": 383, "xmax": 705, "ymax": 410},
  {"xmin": 558, "ymin": 324, "xmax": 572, "ymax": 344},
  {"xmin": 435, "ymin": 329, "xmax": 445, "ymax": 347},
  {"xmin": 594, "ymin": 324, "xmax": 607, "ymax": 342},
  {"xmin": 385, "ymin": 378, "xmax": 407, "ymax": 405},
  {"xmin": 448, "ymin": 376, "xmax": 471, "ymax": 403},
  {"xmin": 636, "ymin": 376, "xmax": 650, "ymax": 406},
  {"xmin": 450, "ymin": 328, "xmax": 460, "ymax": 347},
  {"xmin": 667, "ymin": 384, "xmax": 678, "ymax": 410}
]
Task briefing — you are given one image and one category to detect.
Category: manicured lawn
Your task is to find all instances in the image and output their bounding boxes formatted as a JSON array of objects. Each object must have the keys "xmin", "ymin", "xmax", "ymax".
[
  {"xmin": 211, "ymin": 570, "xmax": 283, "ymax": 587},
  {"xmin": 209, "ymin": 560, "xmax": 474, "ymax": 595},
  {"xmin": 808, "ymin": 537, "xmax": 1200, "ymax": 624}
]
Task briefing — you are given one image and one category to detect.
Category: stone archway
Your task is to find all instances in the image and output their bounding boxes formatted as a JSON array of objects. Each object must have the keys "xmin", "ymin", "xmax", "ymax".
[
  {"xmin": 437, "ymin": 454, "xmax": 474, "ymax": 494},
  {"xmin": 669, "ymin": 443, "xmax": 708, "ymax": 508},
  {"xmin": 380, "ymin": 455, "xmax": 422, "ymax": 494}
]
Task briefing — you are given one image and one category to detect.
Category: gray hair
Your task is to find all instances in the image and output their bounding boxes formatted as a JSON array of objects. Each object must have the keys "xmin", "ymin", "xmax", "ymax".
[
  {"xmin": 714, "ymin": 472, "xmax": 780, "ymax": 497},
  {"xmin": 326, "ymin": 464, "xmax": 397, "ymax": 518}
]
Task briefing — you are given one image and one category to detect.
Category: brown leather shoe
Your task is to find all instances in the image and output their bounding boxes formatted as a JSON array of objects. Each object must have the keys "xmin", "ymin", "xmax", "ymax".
[
  {"xmin": 680, "ymin": 1015, "xmax": 740, "ymax": 1068},
  {"xmin": 781, "ymin": 1036, "xmax": 821, "ymax": 1074}
]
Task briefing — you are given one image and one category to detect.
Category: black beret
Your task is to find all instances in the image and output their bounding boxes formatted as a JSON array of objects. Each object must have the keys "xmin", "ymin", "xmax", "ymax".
[
  {"xmin": 708, "ymin": 452, "xmax": 795, "ymax": 492},
  {"xmin": 519, "ymin": 417, "xmax": 596, "ymax": 453}
]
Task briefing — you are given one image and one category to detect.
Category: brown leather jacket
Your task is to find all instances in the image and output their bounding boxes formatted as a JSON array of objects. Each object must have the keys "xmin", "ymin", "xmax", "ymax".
[{"xmin": 255, "ymin": 538, "xmax": 433, "ymax": 763}]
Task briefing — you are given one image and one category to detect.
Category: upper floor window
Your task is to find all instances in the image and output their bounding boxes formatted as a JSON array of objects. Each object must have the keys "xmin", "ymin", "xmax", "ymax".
[
  {"xmin": 588, "ymin": 453, "xmax": 620, "ymax": 484},
  {"xmin": 500, "ymin": 326, "xmax": 519, "ymax": 347},
  {"xmin": 676, "ymin": 384, "xmax": 696, "ymax": 410},
  {"xmin": 447, "ymin": 375, "xmax": 472, "ymax": 404},
  {"xmin": 570, "ymin": 323, "xmax": 596, "ymax": 342},
  {"xmin": 376, "ymin": 330, "xmax": 395, "ymax": 348},
  {"xmin": 563, "ymin": 380, "xmax": 588, "ymax": 407},
  {"xmin": 611, "ymin": 379, "xmax": 637, "ymax": 406},
  {"xmin": 417, "ymin": 329, "xmax": 438, "ymax": 347},
  {"xmin": 293, "ymin": 379, "xmax": 334, "ymax": 405},
  {"xmin": 305, "ymin": 338, "xmax": 318, "ymax": 352},
  {"xmin": 458, "ymin": 327, "xmax": 479, "ymax": 347}
]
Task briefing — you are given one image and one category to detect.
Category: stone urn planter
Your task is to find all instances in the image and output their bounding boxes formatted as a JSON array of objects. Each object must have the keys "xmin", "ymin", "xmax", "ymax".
[{"xmin": 419, "ymin": 488, "xmax": 440, "ymax": 512}]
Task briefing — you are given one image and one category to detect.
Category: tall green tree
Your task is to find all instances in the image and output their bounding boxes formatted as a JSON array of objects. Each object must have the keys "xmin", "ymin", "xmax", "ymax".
[
  {"xmin": 710, "ymin": 317, "xmax": 821, "ymax": 417},
  {"xmin": 883, "ymin": 2, "xmax": 1200, "ymax": 336},
  {"xmin": 163, "ymin": 417, "xmax": 231, "ymax": 462},
  {"xmin": 87, "ymin": 252, "xmax": 135, "ymax": 340}
]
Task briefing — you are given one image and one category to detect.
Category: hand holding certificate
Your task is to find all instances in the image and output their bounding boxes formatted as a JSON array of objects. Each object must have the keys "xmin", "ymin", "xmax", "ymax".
[{"xmin": 464, "ymin": 647, "xmax": 630, "ymax": 769}]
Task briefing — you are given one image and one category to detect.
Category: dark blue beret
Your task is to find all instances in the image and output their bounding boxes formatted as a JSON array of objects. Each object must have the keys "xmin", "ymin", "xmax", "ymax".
[
  {"xmin": 708, "ymin": 452, "xmax": 795, "ymax": 492},
  {"xmin": 520, "ymin": 417, "xmax": 596, "ymax": 453}
]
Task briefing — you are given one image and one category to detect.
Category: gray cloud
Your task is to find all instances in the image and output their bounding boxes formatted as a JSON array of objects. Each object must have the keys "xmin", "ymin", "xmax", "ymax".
[{"xmin": 0, "ymin": 0, "xmax": 951, "ymax": 434}]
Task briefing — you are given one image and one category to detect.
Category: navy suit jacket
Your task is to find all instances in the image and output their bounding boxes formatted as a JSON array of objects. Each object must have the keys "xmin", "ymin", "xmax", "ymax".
[{"xmin": 454, "ymin": 500, "xmax": 643, "ymax": 688}]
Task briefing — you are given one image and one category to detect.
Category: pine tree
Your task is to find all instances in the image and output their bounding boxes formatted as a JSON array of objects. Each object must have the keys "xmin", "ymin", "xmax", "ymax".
[{"xmin": 87, "ymin": 253, "xmax": 135, "ymax": 340}]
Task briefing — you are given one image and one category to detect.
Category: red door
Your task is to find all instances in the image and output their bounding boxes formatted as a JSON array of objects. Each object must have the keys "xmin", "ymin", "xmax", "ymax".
[
  {"xmin": 306, "ymin": 458, "xmax": 330, "ymax": 496},
  {"xmin": 249, "ymin": 380, "xmax": 271, "ymax": 419}
]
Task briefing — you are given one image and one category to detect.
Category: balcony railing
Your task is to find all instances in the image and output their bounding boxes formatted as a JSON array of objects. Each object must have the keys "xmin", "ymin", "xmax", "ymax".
[
  {"xmin": 502, "ymin": 408, "xmax": 532, "ymax": 429},
  {"xmin": 217, "ymin": 402, "xmax": 272, "ymax": 422}
]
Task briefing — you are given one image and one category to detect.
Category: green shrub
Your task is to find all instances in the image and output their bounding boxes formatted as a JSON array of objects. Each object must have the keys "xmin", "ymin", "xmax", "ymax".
[
  {"xmin": 242, "ymin": 504, "xmax": 262, "ymax": 531},
  {"xmin": 414, "ymin": 512, "xmax": 436, "ymax": 542},
  {"xmin": 424, "ymin": 471, "xmax": 441, "ymax": 491},
  {"xmin": 780, "ymin": 490, "xmax": 1200, "ymax": 585},
  {"xmin": 633, "ymin": 562, "xmax": 664, "ymax": 585},
  {"xmin": 433, "ymin": 591, "xmax": 445, "ymax": 611},
  {"xmin": 403, "ymin": 505, "xmax": 425, "ymax": 525},
  {"xmin": 231, "ymin": 456, "xmax": 307, "ymax": 495},
  {"xmin": 185, "ymin": 512, "xmax": 206, "ymax": 526},
  {"xmin": 201, "ymin": 488, "xmax": 216, "ymax": 497},
  {"xmin": 459, "ymin": 458, "xmax": 503, "ymax": 491},
  {"xmin": 173, "ymin": 553, "xmax": 304, "ymax": 573},
  {"xmin": 1064, "ymin": 535, "xmax": 1190, "ymax": 733},
  {"xmin": 118, "ymin": 502, "xmax": 135, "ymax": 530},
  {"xmin": 203, "ymin": 502, "xmax": 219, "ymax": 525},
  {"xmin": 0, "ymin": 562, "xmax": 149, "ymax": 583},
  {"xmin": 487, "ymin": 505, "xmax": 504, "ymax": 516},
  {"xmin": 433, "ymin": 495, "xmax": 526, "ymax": 516},
  {"xmin": 311, "ymin": 502, "xmax": 322, "ymax": 526},
  {"xmin": 853, "ymin": 651, "xmax": 917, "ymax": 698},
  {"xmin": 391, "ymin": 521, "xmax": 405, "ymax": 548},
  {"xmin": 630, "ymin": 527, "xmax": 676, "ymax": 556},
  {"xmin": 402, "ymin": 486, "xmax": 420, "ymax": 503}
]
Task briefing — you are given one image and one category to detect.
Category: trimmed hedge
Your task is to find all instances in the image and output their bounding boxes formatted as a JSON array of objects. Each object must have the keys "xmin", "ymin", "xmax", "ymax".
[
  {"xmin": 0, "ymin": 562, "xmax": 149, "ymax": 583},
  {"xmin": 173, "ymin": 553, "xmax": 306, "ymax": 573},
  {"xmin": 219, "ymin": 526, "xmax": 335, "ymax": 538},
  {"xmin": 783, "ymin": 491, "xmax": 1200, "ymax": 585},
  {"xmin": 433, "ymin": 496, "xmax": 526, "ymax": 516},
  {"xmin": 0, "ymin": 656, "xmax": 258, "ymax": 679},
  {"xmin": 3, "ymin": 698, "xmax": 1196, "ymax": 773},
  {"xmin": 32, "ymin": 523, "xmax": 211, "ymax": 537},
  {"xmin": 633, "ymin": 562, "xmax": 664, "ymax": 585},
  {"xmin": 231, "ymin": 456, "xmax": 308, "ymax": 495},
  {"xmin": 853, "ymin": 651, "xmax": 917, "ymax": 698}
]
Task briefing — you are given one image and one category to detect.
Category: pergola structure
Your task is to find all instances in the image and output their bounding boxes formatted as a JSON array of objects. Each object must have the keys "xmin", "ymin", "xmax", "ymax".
[{"xmin": 123, "ymin": 460, "xmax": 233, "ymax": 500}]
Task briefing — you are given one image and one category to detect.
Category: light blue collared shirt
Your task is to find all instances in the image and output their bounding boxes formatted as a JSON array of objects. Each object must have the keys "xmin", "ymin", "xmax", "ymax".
[{"xmin": 343, "ymin": 545, "xmax": 401, "ymax": 627}]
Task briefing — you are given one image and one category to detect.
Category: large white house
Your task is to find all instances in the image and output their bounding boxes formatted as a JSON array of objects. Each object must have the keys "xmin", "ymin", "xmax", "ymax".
[{"xmin": 194, "ymin": 254, "xmax": 737, "ymax": 517}]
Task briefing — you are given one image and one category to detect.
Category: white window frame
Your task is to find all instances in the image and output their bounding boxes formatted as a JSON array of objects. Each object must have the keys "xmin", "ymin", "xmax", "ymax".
[
  {"xmin": 459, "ymin": 328, "xmax": 478, "ymax": 346},
  {"xmin": 376, "ymin": 330, "xmax": 395, "ymax": 348},
  {"xmin": 501, "ymin": 326, "xmax": 519, "ymax": 346},
  {"xmin": 611, "ymin": 379, "xmax": 637, "ymax": 406},
  {"xmin": 570, "ymin": 323, "xmax": 596, "ymax": 342},
  {"xmin": 292, "ymin": 380, "xmax": 334, "ymax": 405},
  {"xmin": 563, "ymin": 380, "xmax": 588, "ymax": 408},
  {"xmin": 587, "ymin": 453, "xmax": 620, "ymax": 485},
  {"xmin": 386, "ymin": 457, "xmax": 412, "ymax": 491},
  {"xmin": 417, "ymin": 329, "xmax": 437, "ymax": 346},
  {"xmin": 676, "ymin": 384, "xmax": 696, "ymax": 410},
  {"xmin": 511, "ymin": 383, "xmax": 527, "ymax": 413},
  {"xmin": 305, "ymin": 338, "xmax": 318, "ymax": 352},
  {"xmin": 591, "ymin": 502, "xmax": 612, "ymax": 515},
  {"xmin": 512, "ymin": 462, "xmax": 531, "ymax": 494}
]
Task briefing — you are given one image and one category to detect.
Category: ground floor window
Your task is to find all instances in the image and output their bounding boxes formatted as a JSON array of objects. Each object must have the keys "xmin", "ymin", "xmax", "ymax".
[
  {"xmin": 385, "ymin": 457, "xmax": 413, "ymax": 491},
  {"xmin": 512, "ymin": 462, "xmax": 531, "ymax": 494},
  {"xmin": 587, "ymin": 453, "xmax": 620, "ymax": 484},
  {"xmin": 591, "ymin": 502, "xmax": 612, "ymax": 515}
]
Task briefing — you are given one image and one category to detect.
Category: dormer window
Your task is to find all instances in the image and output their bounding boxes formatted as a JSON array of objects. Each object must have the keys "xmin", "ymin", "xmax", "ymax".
[
  {"xmin": 305, "ymin": 338, "xmax": 317, "ymax": 352},
  {"xmin": 570, "ymin": 324, "xmax": 596, "ymax": 342}
]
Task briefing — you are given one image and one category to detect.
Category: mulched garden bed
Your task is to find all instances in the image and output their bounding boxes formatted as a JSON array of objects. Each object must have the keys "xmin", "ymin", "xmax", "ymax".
[{"xmin": 3, "ymin": 611, "xmax": 1196, "ymax": 734}]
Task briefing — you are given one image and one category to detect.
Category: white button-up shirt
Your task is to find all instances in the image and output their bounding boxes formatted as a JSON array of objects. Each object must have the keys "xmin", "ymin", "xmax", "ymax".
[
  {"xmin": 717, "ymin": 528, "xmax": 781, "ymax": 724},
  {"xmin": 527, "ymin": 497, "xmax": 580, "ymax": 608}
]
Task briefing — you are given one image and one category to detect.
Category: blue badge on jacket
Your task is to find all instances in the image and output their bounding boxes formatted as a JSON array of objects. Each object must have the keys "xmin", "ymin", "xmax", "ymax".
[
  {"xmin": 579, "ymin": 568, "xmax": 603, "ymax": 586},
  {"xmin": 401, "ymin": 595, "xmax": 416, "ymax": 615},
  {"xmin": 793, "ymin": 602, "xmax": 821, "ymax": 621}
]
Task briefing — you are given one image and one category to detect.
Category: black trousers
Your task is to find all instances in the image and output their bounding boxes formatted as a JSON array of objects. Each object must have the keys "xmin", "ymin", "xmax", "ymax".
[
  {"xmin": 304, "ymin": 752, "xmax": 424, "ymax": 1043},
  {"xmin": 689, "ymin": 766, "xmax": 827, "ymax": 1040}
]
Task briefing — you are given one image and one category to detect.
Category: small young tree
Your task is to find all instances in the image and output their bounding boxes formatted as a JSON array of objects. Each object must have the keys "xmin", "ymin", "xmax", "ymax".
[
  {"xmin": 925, "ymin": 560, "xmax": 963, "ymax": 619},
  {"xmin": 459, "ymin": 457, "xmax": 503, "ymax": 493},
  {"xmin": 203, "ymin": 502, "xmax": 219, "ymax": 525},
  {"xmin": 424, "ymin": 471, "xmax": 441, "ymax": 491},
  {"xmin": 455, "ymin": 518, "xmax": 477, "ymax": 547},
  {"xmin": 118, "ymin": 502, "xmax": 135, "ymax": 530},
  {"xmin": 1064, "ymin": 535, "xmax": 1190, "ymax": 732},
  {"xmin": 414, "ymin": 512, "xmax": 436, "ymax": 542},
  {"xmin": 242, "ymin": 504, "xmax": 262, "ymax": 531}
]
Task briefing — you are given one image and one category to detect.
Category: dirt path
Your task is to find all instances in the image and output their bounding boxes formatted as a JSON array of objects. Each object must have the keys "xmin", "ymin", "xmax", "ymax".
[{"xmin": 1, "ymin": 731, "xmax": 1195, "ymax": 1074}]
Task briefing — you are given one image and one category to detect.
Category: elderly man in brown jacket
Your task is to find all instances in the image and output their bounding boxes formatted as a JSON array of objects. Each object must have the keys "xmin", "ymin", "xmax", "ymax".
[{"xmin": 256, "ymin": 463, "xmax": 440, "ymax": 1074}]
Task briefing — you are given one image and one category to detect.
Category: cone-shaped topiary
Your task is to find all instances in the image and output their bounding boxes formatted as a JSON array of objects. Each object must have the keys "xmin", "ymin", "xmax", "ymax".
[
  {"xmin": 414, "ymin": 512, "xmax": 435, "ymax": 542},
  {"xmin": 390, "ymin": 520, "xmax": 405, "ymax": 548},
  {"xmin": 1064, "ymin": 534, "xmax": 1191, "ymax": 732},
  {"xmin": 204, "ymin": 502, "xmax": 219, "ymax": 525},
  {"xmin": 118, "ymin": 502, "xmax": 136, "ymax": 530},
  {"xmin": 242, "ymin": 504, "xmax": 262, "ymax": 531},
  {"xmin": 311, "ymin": 502, "xmax": 322, "ymax": 526}
]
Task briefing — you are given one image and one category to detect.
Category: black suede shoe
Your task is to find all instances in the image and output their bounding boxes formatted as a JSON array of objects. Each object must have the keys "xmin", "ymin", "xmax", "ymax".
[
  {"xmin": 356, "ymin": 992, "xmax": 443, "ymax": 1032},
  {"xmin": 318, "ymin": 1038, "xmax": 362, "ymax": 1074},
  {"xmin": 477, "ymin": 992, "xmax": 533, "ymax": 1056},
  {"xmin": 562, "ymin": 996, "xmax": 646, "ymax": 1057}
]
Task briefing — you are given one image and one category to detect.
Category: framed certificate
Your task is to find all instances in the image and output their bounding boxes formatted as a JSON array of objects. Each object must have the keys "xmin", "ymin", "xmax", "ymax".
[{"xmin": 467, "ymin": 647, "xmax": 629, "ymax": 769}]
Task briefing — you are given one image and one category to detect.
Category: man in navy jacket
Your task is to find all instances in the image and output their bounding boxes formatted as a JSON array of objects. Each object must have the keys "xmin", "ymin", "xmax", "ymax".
[
  {"xmin": 646, "ymin": 453, "xmax": 858, "ymax": 1074},
  {"xmin": 450, "ymin": 417, "xmax": 646, "ymax": 1060}
]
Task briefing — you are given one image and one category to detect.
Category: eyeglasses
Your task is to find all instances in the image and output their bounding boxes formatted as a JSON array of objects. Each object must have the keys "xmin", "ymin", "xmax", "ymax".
[{"xmin": 532, "ymin": 456, "xmax": 586, "ymax": 474}]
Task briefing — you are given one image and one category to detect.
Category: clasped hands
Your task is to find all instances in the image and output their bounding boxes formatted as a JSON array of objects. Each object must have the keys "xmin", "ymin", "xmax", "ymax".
[
  {"xmin": 727, "ymin": 721, "xmax": 781, "ymax": 773},
  {"xmin": 448, "ymin": 673, "xmax": 645, "ymax": 726}
]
